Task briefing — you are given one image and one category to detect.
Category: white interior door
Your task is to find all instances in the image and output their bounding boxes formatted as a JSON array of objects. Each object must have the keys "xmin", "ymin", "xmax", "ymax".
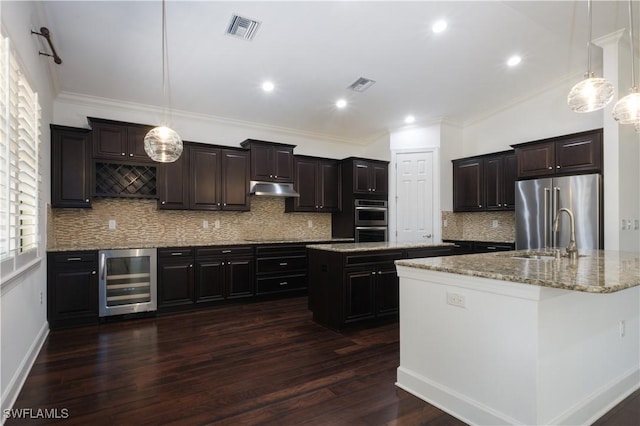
[{"xmin": 396, "ymin": 151, "xmax": 434, "ymax": 242}]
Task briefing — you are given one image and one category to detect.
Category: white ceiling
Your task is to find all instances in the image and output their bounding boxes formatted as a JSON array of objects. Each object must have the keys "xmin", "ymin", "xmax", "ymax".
[{"xmin": 40, "ymin": 1, "xmax": 632, "ymax": 143}]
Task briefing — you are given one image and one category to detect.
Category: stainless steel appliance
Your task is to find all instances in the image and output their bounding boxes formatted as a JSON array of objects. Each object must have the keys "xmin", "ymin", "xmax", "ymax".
[
  {"xmin": 354, "ymin": 199, "xmax": 388, "ymax": 226},
  {"xmin": 353, "ymin": 199, "xmax": 388, "ymax": 242},
  {"xmin": 515, "ymin": 173, "xmax": 602, "ymax": 250},
  {"xmin": 99, "ymin": 248, "xmax": 157, "ymax": 317},
  {"xmin": 355, "ymin": 226, "xmax": 388, "ymax": 242}
]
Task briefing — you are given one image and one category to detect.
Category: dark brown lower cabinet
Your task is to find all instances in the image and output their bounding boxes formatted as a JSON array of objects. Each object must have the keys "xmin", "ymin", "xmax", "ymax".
[
  {"xmin": 308, "ymin": 246, "xmax": 453, "ymax": 330},
  {"xmin": 255, "ymin": 244, "xmax": 307, "ymax": 296},
  {"xmin": 157, "ymin": 248, "xmax": 195, "ymax": 310},
  {"xmin": 47, "ymin": 251, "xmax": 99, "ymax": 329},
  {"xmin": 158, "ymin": 246, "xmax": 254, "ymax": 312}
]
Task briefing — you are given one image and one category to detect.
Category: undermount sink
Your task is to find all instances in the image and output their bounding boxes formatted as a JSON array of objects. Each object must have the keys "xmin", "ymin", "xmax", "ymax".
[
  {"xmin": 510, "ymin": 254, "xmax": 558, "ymax": 261},
  {"xmin": 507, "ymin": 251, "xmax": 587, "ymax": 261}
]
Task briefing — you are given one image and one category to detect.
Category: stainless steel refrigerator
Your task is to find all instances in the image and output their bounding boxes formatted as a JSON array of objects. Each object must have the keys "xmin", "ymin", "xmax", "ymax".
[{"xmin": 515, "ymin": 173, "xmax": 602, "ymax": 250}]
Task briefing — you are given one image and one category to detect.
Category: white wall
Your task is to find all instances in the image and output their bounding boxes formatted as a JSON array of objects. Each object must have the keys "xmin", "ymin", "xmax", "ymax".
[
  {"xmin": 0, "ymin": 0, "xmax": 55, "ymax": 415},
  {"xmin": 462, "ymin": 79, "xmax": 602, "ymax": 156},
  {"xmin": 54, "ymin": 93, "xmax": 371, "ymax": 161}
]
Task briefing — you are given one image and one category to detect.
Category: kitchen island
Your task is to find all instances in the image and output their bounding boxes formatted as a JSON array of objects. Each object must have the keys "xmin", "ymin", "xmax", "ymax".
[
  {"xmin": 394, "ymin": 249, "xmax": 640, "ymax": 426},
  {"xmin": 306, "ymin": 242, "xmax": 455, "ymax": 330}
]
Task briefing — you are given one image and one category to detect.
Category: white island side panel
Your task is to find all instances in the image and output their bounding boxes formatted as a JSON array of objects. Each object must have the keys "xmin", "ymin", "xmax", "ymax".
[{"xmin": 395, "ymin": 266, "xmax": 640, "ymax": 426}]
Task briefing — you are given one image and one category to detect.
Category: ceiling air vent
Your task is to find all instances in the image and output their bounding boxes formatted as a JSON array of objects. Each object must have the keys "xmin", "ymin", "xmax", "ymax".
[
  {"xmin": 226, "ymin": 14, "xmax": 261, "ymax": 40},
  {"xmin": 347, "ymin": 77, "xmax": 376, "ymax": 92}
]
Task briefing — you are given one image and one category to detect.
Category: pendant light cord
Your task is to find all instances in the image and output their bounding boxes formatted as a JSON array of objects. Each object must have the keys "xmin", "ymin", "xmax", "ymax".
[
  {"xmin": 587, "ymin": 0, "xmax": 592, "ymax": 76},
  {"xmin": 629, "ymin": 0, "xmax": 636, "ymax": 89},
  {"xmin": 162, "ymin": 0, "xmax": 173, "ymax": 125}
]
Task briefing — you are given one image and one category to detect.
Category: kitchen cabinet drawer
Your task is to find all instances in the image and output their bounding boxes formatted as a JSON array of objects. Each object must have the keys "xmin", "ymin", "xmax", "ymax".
[
  {"xmin": 51, "ymin": 251, "xmax": 97, "ymax": 264},
  {"xmin": 344, "ymin": 251, "xmax": 403, "ymax": 266},
  {"xmin": 473, "ymin": 242, "xmax": 514, "ymax": 252},
  {"xmin": 256, "ymin": 255, "xmax": 307, "ymax": 274},
  {"xmin": 256, "ymin": 273, "xmax": 307, "ymax": 295},
  {"xmin": 196, "ymin": 246, "xmax": 253, "ymax": 257},
  {"xmin": 158, "ymin": 248, "xmax": 194, "ymax": 258},
  {"xmin": 404, "ymin": 247, "xmax": 453, "ymax": 259}
]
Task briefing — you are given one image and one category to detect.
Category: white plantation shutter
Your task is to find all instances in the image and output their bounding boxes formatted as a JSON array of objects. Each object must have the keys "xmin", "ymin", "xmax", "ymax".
[{"xmin": 0, "ymin": 34, "xmax": 42, "ymax": 279}]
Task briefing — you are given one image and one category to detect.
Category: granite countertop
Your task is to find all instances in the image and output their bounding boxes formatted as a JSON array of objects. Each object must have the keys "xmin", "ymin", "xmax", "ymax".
[
  {"xmin": 306, "ymin": 241, "xmax": 455, "ymax": 253},
  {"xmin": 48, "ymin": 238, "xmax": 354, "ymax": 252},
  {"xmin": 395, "ymin": 249, "xmax": 640, "ymax": 293}
]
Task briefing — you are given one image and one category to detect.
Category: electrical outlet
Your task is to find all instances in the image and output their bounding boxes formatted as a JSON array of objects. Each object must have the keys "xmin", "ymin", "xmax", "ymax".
[
  {"xmin": 203, "ymin": 220, "xmax": 209, "ymax": 229},
  {"xmin": 492, "ymin": 219, "xmax": 499, "ymax": 228},
  {"xmin": 635, "ymin": 220, "xmax": 639, "ymax": 230},
  {"xmin": 620, "ymin": 320, "xmax": 626, "ymax": 337},
  {"xmin": 443, "ymin": 219, "xmax": 448, "ymax": 228},
  {"xmin": 446, "ymin": 292, "xmax": 466, "ymax": 308},
  {"xmin": 108, "ymin": 219, "xmax": 116, "ymax": 230},
  {"xmin": 39, "ymin": 291, "xmax": 43, "ymax": 304},
  {"xmin": 308, "ymin": 220, "xmax": 313, "ymax": 228},
  {"xmin": 621, "ymin": 219, "xmax": 627, "ymax": 231},
  {"xmin": 214, "ymin": 220, "xmax": 220, "ymax": 229}
]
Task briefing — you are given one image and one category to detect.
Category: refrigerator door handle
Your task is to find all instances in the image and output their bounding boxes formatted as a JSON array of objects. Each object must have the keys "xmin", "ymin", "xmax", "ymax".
[
  {"xmin": 553, "ymin": 186, "xmax": 561, "ymax": 247},
  {"xmin": 544, "ymin": 187, "xmax": 551, "ymax": 248}
]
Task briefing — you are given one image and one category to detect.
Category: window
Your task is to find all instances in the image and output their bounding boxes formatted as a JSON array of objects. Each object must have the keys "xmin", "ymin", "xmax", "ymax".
[{"xmin": 0, "ymin": 35, "xmax": 42, "ymax": 280}]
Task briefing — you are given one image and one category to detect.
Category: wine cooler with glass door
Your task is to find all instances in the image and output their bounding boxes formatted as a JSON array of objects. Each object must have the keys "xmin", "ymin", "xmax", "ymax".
[{"xmin": 98, "ymin": 248, "xmax": 157, "ymax": 317}]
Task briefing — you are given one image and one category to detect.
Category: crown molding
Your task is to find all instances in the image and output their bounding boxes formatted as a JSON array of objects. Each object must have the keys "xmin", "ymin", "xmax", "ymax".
[{"xmin": 55, "ymin": 91, "xmax": 370, "ymax": 146}]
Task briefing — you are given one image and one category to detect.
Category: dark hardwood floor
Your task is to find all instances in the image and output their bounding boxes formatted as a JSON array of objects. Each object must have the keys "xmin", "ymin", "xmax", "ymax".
[{"xmin": 7, "ymin": 297, "xmax": 640, "ymax": 425}]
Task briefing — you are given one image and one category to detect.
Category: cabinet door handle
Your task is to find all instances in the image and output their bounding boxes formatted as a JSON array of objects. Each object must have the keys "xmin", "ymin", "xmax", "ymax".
[
  {"xmin": 320, "ymin": 205, "xmax": 323, "ymax": 209},
  {"xmin": 222, "ymin": 250, "xmax": 232, "ymax": 254},
  {"xmin": 486, "ymin": 246, "xmax": 497, "ymax": 250},
  {"xmin": 479, "ymin": 204, "xmax": 482, "ymax": 208},
  {"xmin": 227, "ymin": 261, "xmax": 232, "ymax": 265},
  {"xmin": 279, "ymin": 262, "xmax": 288, "ymax": 266},
  {"xmin": 121, "ymin": 152, "xmax": 126, "ymax": 156},
  {"xmin": 453, "ymin": 244, "xmax": 461, "ymax": 248},
  {"xmin": 548, "ymin": 166, "xmax": 553, "ymax": 170},
  {"xmin": 85, "ymin": 199, "xmax": 89, "ymax": 203},
  {"xmin": 171, "ymin": 252, "xmax": 183, "ymax": 256},
  {"xmin": 161, "ymin": 201, "xmax": 166, "ymax": 205},
  {"xmin": 498, "ymin": 203, "xmax": 502, "ymax": 207},
  {"xmin": 371, "ymin": 271, "xmax": 377, "ymax": 275},
  {"xmin": 91, "ymin": 270, "xmax": 96, "ymax": 275},
  {"xmin": 270, "ymin": 174, "xmax": 273, "ymax": 178},
  {"xmin": 372, "ymin": 188, "xmax": 376, "ymax": 192},
  {"xmin": 223, "ymin": 203, "xmax": 227, "ymax": 206},
  {"xmin": 67, "ymin": 257, "xmax": 81, "ymax": 261},
  {"xmin": 274, "ymin": 175, "xmax": 278, "ymax": 178},
  {"xmin": 189, "ymin": 264, "xmax": 193, "ymax": 268},
  {"xmin": 279, "ymin": 281, "xmax": 288, "ymax": 286}
]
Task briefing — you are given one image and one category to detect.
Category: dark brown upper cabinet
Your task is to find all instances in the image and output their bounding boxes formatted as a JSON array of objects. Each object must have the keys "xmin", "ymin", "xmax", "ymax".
[
  {"xmin": 484, "ymin": 152, "xmax": 516, "ymax": 211},
  {"xmin": 453, "ymin": 157, "xmax": 483, "ymax": 212},
  {"xmin": 342, "ymin": 157, "xmax": 388, "ymax": 197},
  {"xmin": 185, "ymin": 144, "xmax": 250, "ymax": 211},
  {"xmin": 88, "ymin": 117, "xmax": 154, "ymax": 163},
  {"xmin": 51, "ymin": 125, "xmax": 93, "ymax": 208},
  {"xmin": 157, "ymin": 143, "xmax": 190, "ymax": 210},
  {"xmin": 513, "ymin": 128, "xmax": 602, "ymax": 179},
  {"xmin": 452, "ymin": 150, "xmax": 515, "ymax": 212},
  {"xmin": 285, "ymin": 156, "xmax": 340, "ymax": 213},
  {"xmin": 240, "ymin": 139, "xmax": 295, "ymax": 183}
]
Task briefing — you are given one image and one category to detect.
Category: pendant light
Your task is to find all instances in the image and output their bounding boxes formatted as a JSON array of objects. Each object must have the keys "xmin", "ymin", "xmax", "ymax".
[
  {"xmin": 144, "ymin": 0, "xmax": 183, "ymax": 163},
  {"xmin": 567, "ymin": 0, "xmax": 614, "ymax": 113},
  {"xmin": 612, "ymin": 0, "xmax": 640, "ymax": 125}
]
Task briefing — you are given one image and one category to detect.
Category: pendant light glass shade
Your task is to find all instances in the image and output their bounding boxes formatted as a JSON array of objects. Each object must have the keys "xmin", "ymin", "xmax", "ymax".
[
  {"xmin": 568, "ymin": 0, "xmax": 614, "ymax": 113},
  {"xmin": 146, "ymin": 0, "xmax": 182, "ymax": 163},
  {"xmin": 612, "ymin": 88, "xmax": 640, "ymax": 124},
  {"xmin": 567, "ymin": 74, "xmax": 615, "ymax": 112},
  {"xmin": 144, "ymin": 126, "xmax": 183, "ymax": 163}
]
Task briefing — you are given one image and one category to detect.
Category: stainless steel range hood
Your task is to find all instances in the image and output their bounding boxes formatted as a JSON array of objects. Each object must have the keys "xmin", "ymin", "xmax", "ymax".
[{"xmin": 249, "ymin": 181, "xmax": 300, "ymax": 197}]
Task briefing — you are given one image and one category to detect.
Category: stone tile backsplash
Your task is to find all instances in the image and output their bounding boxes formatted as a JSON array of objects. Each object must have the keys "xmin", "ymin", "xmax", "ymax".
[
  {"xmin": 442, "ymin": 210, "xmax": 515, "ymax": 243},
  {"xmin": 49, "ymin": 197, "xmax": 331, "ymax": 249}
]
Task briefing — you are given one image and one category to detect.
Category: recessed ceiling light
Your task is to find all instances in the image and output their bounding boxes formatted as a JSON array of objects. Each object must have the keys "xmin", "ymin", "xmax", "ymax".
[
  {"xmin": 262, "ymin": 81, "xmax": 274, "ymax": 92},
  {"xmin": 507, "ymin": 55, "xmax": 522, "ymax": 67},
  {"xmin": 336, "ymin": 99, "xmax": 347, "ymax": 109},
  {"xmin": 432, "ymin": 20, "xmax": 447, "ymax": 34},
  {"xmin": 405, "ymin": 115, "xmax": 416, "ymax": 124}
]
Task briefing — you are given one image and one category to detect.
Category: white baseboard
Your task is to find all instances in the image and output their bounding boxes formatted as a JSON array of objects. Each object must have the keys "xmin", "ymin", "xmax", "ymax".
[
  {"xmin": 1, "ymin": 322, "xmax": 49, "ymax": 424},
  {"xmin": 397, "ymin": 366, "xmax": 640, "ymax": 426}
]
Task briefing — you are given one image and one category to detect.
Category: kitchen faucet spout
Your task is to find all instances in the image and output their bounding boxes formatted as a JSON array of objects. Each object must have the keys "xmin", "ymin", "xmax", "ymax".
[{"xmin": 553, "ymin": 208, "xmax": 578, "ymax": 260}]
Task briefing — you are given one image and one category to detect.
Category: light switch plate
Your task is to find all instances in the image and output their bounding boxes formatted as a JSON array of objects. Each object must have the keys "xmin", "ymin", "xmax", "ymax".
[{"xmin": 108, "ymin": 219, "xmax": 116, "ymax": 230}]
